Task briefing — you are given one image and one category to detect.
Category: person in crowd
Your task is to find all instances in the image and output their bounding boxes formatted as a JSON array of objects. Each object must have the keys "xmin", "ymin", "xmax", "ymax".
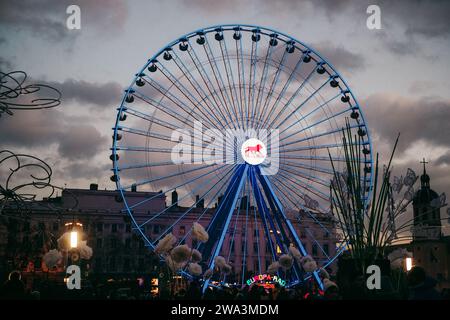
[
  {"xmin": 407, "ymin": 266, "xmax": 441, "ymax": 300},
  {"xmin": 1, "ymin": 271, "xmax": 26, "ymax": 300}
]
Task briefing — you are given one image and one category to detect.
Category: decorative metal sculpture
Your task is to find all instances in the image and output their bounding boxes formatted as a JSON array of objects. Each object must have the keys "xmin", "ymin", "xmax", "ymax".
[
  {"xmin": 0, "ymin": 70, "xmax": 61, "ymax": 117},
  {"xmin": 0, "ymin": 150, "xmax": 78, "ymax": 215}
]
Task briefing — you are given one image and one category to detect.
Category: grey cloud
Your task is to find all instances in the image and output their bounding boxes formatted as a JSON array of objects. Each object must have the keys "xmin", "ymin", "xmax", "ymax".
[
  {"xmin": 0, "ymin": 57, "xmax": 13, "ymax": 71},
  {"xmin": 0, "ymin": 0, "xmax": 128, "ymax": 42},
  {"xmin": 385, "ymin": 0, "xmax": 450, "ymax": 38},
  {"xmin": 436, "ymin": 151, "xmax": 450, "ymax": 166},
  {"xmin": 311, "ymin": 42, "xmax": 366, "ymax": 71},
  {"xmin": 60, "ymin": 161, "xmax": 111, "ymax": 181},
  {"xmin": 57, "ymin": 125, "xmax": 108, "ymax": 159},
  {"xmin": 46, "ymin": 79, "xmax": 123, "ymax": 108},
  {"xmin": 0, "ymin": 109, "xmax": 107, "ymax": 160},
  {"xmin": 363, "ymin": 93, "xmax": 450, "ymax": 152},
  {"xmin": 408, "ymin": 81, "xmax": 435, "ymax": 95}
]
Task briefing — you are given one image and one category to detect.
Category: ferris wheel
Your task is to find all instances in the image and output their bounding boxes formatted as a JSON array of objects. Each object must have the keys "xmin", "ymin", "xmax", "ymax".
[{"xmin": 111, "ymin": 24, "xmax": 373, "ymax": 290}]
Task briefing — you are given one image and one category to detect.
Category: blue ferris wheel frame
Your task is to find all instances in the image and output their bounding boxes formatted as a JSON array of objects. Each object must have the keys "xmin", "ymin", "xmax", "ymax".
[{"xmin": 111, "ymin": 24, "xmax": 374, "ymax": 292}]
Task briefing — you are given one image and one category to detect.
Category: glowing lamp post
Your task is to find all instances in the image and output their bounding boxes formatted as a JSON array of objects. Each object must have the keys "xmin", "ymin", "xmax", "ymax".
[
  {"xmin": 405, "ymin": 257, "xmax": 413, "ymax": 271},
  {"xmin": 70, "ymin": 230, "xmax": 78, "ymax": 248}
]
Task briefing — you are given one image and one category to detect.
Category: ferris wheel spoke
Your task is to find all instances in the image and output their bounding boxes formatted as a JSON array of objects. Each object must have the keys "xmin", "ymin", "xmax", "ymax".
[
  {"xmin": 249, "ymin": 167, "xmax": 280, "ymax": 260},
  {"xmin": 241, "ymin": 186, "xmax": 250, "ymax": 285},
  {"xmin": 170, "ymin": 51, "xmax": 229, "ymax": 130},
  {"xmin": 185, "ymin": 43, "xmax": 232, "ymax": 127},
  {"xmin": 151, "ymin": 164, "xmax": 237, "ymax": 244},
  {"xmin": 148, "ymin": 66, "xmax": 224, "ymax": 131},
  {"xmin": 123, "ymin": 105, "xmax": 183, "ymax": 132},
  {"xmin": 178, "ymin": 166, "xmax": 240, "ymax": 246},
  {"xmin": 256, "ymin": 46, "xmax": 288, "ymax": 129},
  {"xmin": 275, "ymin": 76, "xmax": 331, "ymax": 131},
  {"xmin": 282, "ymin": 154, "xmax": 346, "ymax": 163},
  {"xmin": 126, "ymin": 92, "xmax": 236, "ymax": 154},
  {"xmin": 248, "ymin": 39, "xmax": 259, "ymax": 130},
  {"xmin": 140, "ymin": 164, "xmax": 235, "ymax": 230},
  {"xmin": 203, "ymin": 38, "xmax": 240, "ymax": 129},
  {"xmin": 280, "ymin": 141, "xmax": 368, "ymax": 153},
  {"xmin": 218, "ymin": 39, "xmax": 242, "ymax": 130},
  {"xmin": 279, "ymin": 124, "xmax": 363, "ymax": 150},
  {"xmin": 122, "ymin": 164, "xmax": 228, "ymax": 211},
  {"xmin": 258, "ymin": 52, "xmax": 307, "ymax": 130},
  {"xmin": 277, "ymin": 165, "xmax": 330, "ymax": 191},
  {"xmin": 253, "ymin": 43, "xmax": 274, "ymax": 129},
  {"xmin": 121, "ymin": 163, "xmax": 216, "ymax": 190},
  {"xmin": 279, "ymin": 105, "xmax": 353, "ymax": 145},
  {"xmin": 279, "ymin": 91, "xmax": 342, "ymax": 140},
  {"xmin": 131, "ymin": 89, "xmax": 227, "ymax": 148},
  {"xmin": 234, "ymin": 32, "xmax": 248, "ymax": 129},
  {"xmin": 201, "ymin": 165, "xmax": 248, "ymax": 292},
  {"xmin": 269, "ymin": 175, "xmax": 334, "ymax": 236},
  {"xmin": 255, "ymin": 167, "xmax": 315, "ymax": 283},
  {"xmin": 270, "ymin": 173, "xmax": 328, "ymax": 210},
  {"xmin": 281, "ymin": 159, "xmax": 335, "ymax": 175},
  {"xmin": 269, "ymin": 67, "xmax": 317, "ymax": 129}
]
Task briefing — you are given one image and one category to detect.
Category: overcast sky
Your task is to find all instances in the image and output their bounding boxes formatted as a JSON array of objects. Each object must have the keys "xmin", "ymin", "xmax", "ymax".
[{"xmin": 1, "ymin": 0, "xmax": 449, "ymax": 233}]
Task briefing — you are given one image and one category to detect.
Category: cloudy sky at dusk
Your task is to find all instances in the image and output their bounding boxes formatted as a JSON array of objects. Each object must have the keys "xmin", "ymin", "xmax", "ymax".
[{"xmin": 1, "ymin": 0, "xmax": 449, "ymax": 233}]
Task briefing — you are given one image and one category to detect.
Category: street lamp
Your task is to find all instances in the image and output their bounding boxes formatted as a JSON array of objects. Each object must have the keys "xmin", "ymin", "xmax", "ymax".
[
  {"xmin": 405, "ymin": 257, "xmax": 413, "ymax": 271},
  {"xmin": 65, "ymin": 221, "xmax": 82, "ymax": 248},
  {"xmin": 70, "ymin": 230, "xmax": 78, "ymax": 248}
]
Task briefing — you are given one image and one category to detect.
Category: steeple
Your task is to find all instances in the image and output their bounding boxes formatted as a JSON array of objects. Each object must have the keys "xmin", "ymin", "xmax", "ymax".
[
  {"xmin": 413, "ymin": 158, "xmax": 442, "ymax": 241},
  {"xmin": 420, "ymin": 158, "xmax": 430, "ymax": 188}
]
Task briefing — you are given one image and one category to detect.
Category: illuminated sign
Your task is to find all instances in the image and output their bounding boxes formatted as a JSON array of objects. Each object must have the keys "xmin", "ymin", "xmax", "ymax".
[{"xmin": 246, "ymin": 274, "xmax": 286, "ymax": 287}]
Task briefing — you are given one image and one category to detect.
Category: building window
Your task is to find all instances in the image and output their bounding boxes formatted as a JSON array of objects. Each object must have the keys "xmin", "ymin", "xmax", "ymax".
[
  {"xmin": 253, "ymin": 242, "xmax": 258, "ymax": 253},
  {"xmin": 97, "ymin": 238, "xmax": 103, "ymax": 248},
  {"xmin": 52, "ymin": 222, "xmax": 59, "ymax": 232},
  {"xmin": 125, "ymin": 238, "xmax": 131, "ymax": 249},
  {"xmin": 324, "ymin": 231, "xmax": 330, "ymax": 239},
  {"xmin": 97, "ymin": 223, "xmax": 103, "ymax": 232},
  {"xmin": 111, "ymin": 238, "xmax": 118, "ymax": 249},
  {"xmin": 126, "ymin": 224, "xmax": 131, "ymax": 233},
  {"xmin": 153, "ymin": 225, "xmax": 160, "ymax": 234},
  {"xmin": 179, "ymin": 226, "xmax": 186, "ymax": 236},
  {"xmin": 112, "ymin": 224, "xmax": 118, "ymax": 233}
]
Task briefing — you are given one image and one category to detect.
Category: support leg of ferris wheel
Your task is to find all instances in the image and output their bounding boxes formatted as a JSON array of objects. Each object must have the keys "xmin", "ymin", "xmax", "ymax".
[
  {"xmin": 202, "ymin": 164, "xmax": 249, "ymax": 293},
  {"xmin": 255, "ymin": 166, "xmax": 324, "ymax": 291}
]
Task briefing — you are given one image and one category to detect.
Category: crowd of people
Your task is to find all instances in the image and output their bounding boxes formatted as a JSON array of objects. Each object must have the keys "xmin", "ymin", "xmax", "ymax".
[{"xmin": 0, "ymin": 266, "xmax": 448, "ymax": 300}]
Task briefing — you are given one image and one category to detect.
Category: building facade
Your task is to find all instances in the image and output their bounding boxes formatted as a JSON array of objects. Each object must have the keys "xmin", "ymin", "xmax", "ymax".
[{"xmin": 0, "ymin": 184, "xmax": 338, "ymax": 285}]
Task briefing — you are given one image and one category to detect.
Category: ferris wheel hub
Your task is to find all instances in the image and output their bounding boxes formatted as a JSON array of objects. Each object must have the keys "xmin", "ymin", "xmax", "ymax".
[{"xmin": 241, "ymin": 138, "xmax": 267, "ymax": 165}]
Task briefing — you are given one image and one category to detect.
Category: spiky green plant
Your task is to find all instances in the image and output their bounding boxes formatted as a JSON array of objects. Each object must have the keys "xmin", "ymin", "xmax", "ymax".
[{"xmin": 328, "ymin": 120, "xmax": 399, "ymax": 273}]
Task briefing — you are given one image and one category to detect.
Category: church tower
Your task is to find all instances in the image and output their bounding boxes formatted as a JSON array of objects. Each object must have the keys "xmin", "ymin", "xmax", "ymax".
[{"xmin": 412, "ymin": 159, "xmax": 442, "ymax": 241}]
